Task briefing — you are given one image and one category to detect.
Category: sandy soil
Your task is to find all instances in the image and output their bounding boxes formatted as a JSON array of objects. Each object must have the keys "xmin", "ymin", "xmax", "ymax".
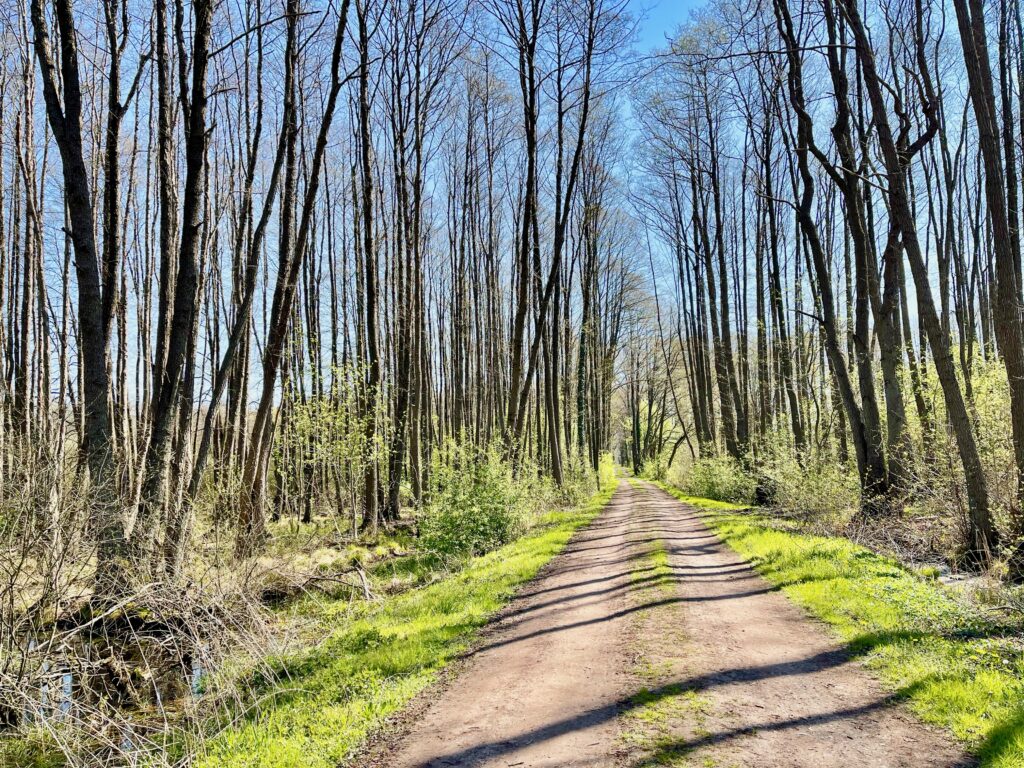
[{"xmin": 361, "ymin": 480, "xmax": 973, "ymax": 768}]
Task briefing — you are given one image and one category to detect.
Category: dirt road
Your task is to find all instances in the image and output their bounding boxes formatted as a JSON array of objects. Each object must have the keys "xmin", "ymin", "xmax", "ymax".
[{"xmin": 368, "ymin": 480, "xmax": 972, "ymax": 767}]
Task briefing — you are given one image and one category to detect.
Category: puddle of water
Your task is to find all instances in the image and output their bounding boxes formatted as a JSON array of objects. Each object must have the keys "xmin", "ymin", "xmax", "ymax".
[{"xmin": 9, "ymin": 635, "xmax": 207, "ymax": 730}]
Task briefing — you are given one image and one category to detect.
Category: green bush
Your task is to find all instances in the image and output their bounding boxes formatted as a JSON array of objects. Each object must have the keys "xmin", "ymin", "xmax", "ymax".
[
  {"xmin": 554, "ymin": 453, "xmax": 600, "ymax": 507},
  {"xmin": 597, "ymin": 452, "xmax": 618, "ymax": 490},
  {"xmin": 759, "ymin": 453, "xmax": 860, "ymax": 523},
  {"xmin": 669, "ymin": 451, "xmax": 857, "ymax": 523},
  {"xmin": 670, "ymin": 455, "xmax": 755, "ymax": 504},
  {"xmin": 418, "ymin": 442, "xmax": 536, "ymax": 559},
  {"xmin": 640, "ymin": 453, "xmax": 669, "ymax": 482}
]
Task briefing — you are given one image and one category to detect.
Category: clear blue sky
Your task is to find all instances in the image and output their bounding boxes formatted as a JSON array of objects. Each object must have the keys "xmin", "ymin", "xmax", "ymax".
[{"xmin": 628, "ymin": 0, "xmax": 705, "ymax": 51}]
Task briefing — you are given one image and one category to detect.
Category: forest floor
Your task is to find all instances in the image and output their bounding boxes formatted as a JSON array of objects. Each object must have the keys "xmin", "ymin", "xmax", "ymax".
[{"xmin": 363, "ymin": 480, "xmax": 977, "ymax": 767}]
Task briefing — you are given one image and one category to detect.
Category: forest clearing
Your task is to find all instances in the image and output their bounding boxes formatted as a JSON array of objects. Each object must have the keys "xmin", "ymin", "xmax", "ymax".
[{"xmin": 2, "ymin": 0, "xmax": 1024, "ymax": 764}]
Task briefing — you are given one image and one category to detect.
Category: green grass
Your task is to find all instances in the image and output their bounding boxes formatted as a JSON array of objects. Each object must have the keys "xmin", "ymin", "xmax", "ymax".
[
  {"xmin": 659, "ymin": 493, "xmax": 748, "ymax": 512},
  {"xmin": 658, "ymin": 482, "xmax": 1024, "ymax": 767},
  {"xmin": 191, "ymin": 485, "xmax": 617, "ymax": 768},
  {"xmin": 623, "ymin": 684, "xmax": 710, "ymax": 767}
]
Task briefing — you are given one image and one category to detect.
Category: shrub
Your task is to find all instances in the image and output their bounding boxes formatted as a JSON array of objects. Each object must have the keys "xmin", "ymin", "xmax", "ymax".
[
  {"xmin": 597, "ymin": 452, "xmax": 618, "ymax": 490},
  {"xmin": 418, "ymin": 442, "xmax": 535, "ymax": 559},
  {"xmin": 640, "ymin": 453, "xmax": 669, "ymax": 482},
  {"xmin": 670, "ymin": 455, "xmax": 755, "ymax": 504},
  {"xmin": 556, "ymin": 453, "xmax": 598, "ymax": 507},
  {"xmin": 759, "ymin": 454, "xmax": 860, "ymax": 524}
]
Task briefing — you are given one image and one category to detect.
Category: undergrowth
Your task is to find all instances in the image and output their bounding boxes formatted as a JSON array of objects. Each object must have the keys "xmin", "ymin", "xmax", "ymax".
[
  {"xmin": 659, "ymin": 483, "xmax": 1024, "ymax": 768},
  {"xmin": 1, "ymin": 455, "xmax": 617, "ymax": 768},
  {"xmin": 666, "ymin": 457, "xmax": 755, "ymax": 505}
]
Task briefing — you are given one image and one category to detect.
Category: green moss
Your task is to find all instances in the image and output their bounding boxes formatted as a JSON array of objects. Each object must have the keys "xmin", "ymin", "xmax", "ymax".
[
  {"xmin": 191, "ymin": 486, "xmax": 617, "ymax": 768},
  {"xmin": 659, "ymin": 483, "xmax": 1024, "ymax": 768}
]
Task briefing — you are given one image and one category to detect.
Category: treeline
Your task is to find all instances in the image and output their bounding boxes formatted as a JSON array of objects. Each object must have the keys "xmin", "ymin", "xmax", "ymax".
[
  {"xmin": 0, "ymin": 0, "xmax": 638, "ymax": 601},
  {"xmin": 629, "ymin": 0, "xmax": 1024, "ymax": 575}
]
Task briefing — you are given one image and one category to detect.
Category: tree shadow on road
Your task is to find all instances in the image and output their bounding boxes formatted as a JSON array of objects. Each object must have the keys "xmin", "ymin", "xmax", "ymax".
[{"xmin": 412, "ymin": 640, "xmax": 982, "ymax": 767}]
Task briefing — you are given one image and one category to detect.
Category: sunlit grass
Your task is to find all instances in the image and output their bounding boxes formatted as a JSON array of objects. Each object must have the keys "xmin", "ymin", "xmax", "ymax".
[
  {"xmin": 662, "ymin": 494, "xmax": 749, "ymax": 512},
  {"xmin": 659, "ymin": 483, "xmax": 1024, "ymax": 767},
  {"xmin": 191, "ymin": 485, "xmax": 618, "ymax": 768}
]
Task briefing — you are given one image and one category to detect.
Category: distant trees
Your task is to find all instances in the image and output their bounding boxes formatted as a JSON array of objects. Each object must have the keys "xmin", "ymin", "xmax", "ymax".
[
  {"xmin": 14, "ymin": 0, "xmax": 1024, "ymax": 613},
  {"xmin": 3, "ymin": 0, "xmax": 637, "ymax": 603},
  {"xmin": 633, "ymin": 0, "xmax": 1024, "ymax": 572}
]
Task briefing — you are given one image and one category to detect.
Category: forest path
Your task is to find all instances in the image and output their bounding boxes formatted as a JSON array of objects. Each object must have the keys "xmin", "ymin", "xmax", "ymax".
[{"xmin": 365, "ymin": 480, "xmax": 972, "ymax": 768}]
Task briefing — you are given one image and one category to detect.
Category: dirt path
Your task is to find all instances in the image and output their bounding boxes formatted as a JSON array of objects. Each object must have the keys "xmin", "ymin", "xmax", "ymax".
[
  {"xmin": 366, "ymin": 480, "xmax": 972, "ymax": 768},
  {"xmin": 623, "ymin": 481, "xmax": 972, "ymax": 768}
]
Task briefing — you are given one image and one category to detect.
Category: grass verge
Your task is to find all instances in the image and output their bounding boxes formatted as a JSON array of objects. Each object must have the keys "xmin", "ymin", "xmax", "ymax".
[
  {"xmin": 657, "ymin": 482, "xmax": 1024, "ymax": 768},
  {"xmin": 190, "ymin": 484, "xmax": 618, "ymax": 768}
]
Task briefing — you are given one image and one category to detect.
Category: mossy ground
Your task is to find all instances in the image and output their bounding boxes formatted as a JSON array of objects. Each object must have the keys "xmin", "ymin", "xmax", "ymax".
[{"xmin": 658, "ymin": 483, "xmax": 1024, "ymax": 768}]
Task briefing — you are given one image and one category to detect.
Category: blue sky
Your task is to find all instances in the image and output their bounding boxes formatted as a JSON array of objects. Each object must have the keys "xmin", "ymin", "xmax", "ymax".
[{"xmin": 628, "ymin": 0, "xmax": 706, "ymax": 51}]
